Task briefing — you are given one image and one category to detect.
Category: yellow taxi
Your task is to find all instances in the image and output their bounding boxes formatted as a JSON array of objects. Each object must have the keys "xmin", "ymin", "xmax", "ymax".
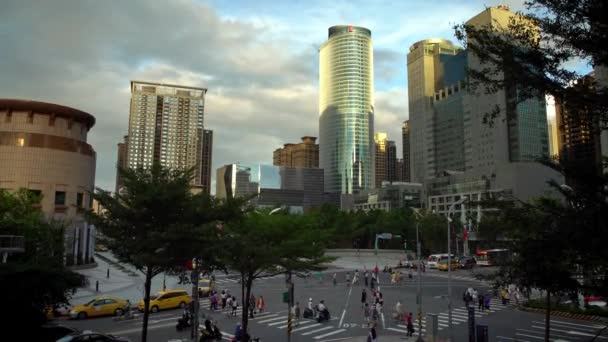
[
  {"xmin": 138, "ymin": 289, "xmax": 191, "ymax": 313},
  {"xmin": 437, "ymin": 259, "xmax": 458, "ymax": 271},
  {"xmin": 198, "ymin": 278, "xmax": 216, "ymax": 297},
  {"xmin": 69, "ymin": 296, "xmax": 129, "ymax": 319}
]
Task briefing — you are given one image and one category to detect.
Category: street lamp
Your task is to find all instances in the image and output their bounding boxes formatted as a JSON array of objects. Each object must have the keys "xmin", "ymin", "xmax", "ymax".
[
  {"xmin": 447, "ymin": 197, "xmax": 468, "ymax": 342},
  {"xmin": 410, "ymin": 208, "xmax": 424, "ymax": 342}
]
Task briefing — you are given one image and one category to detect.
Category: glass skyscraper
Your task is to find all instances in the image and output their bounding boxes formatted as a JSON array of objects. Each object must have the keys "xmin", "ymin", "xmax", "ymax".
[{"xmin": 319, "ymin": 25, "xmax": 374, "ymax": 194}]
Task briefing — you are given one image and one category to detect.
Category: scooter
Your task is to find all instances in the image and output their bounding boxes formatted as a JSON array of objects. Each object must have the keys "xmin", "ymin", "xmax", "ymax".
[
  {"xmin": 303, "ymin": 307, "xmax": 314, "ymax": 319},
  {"xmin": 316, "ymin": 308, "xmax": 330, "ymax": 323},
  {"xmin": 176, "ymin": 314, "xmax": 192, "ymax": 331}
]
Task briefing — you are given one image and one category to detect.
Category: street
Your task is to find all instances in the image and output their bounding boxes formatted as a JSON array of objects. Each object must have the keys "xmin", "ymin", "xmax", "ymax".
[{"xmin": 56, "ymin": 262, "xmax": 608, "ymax": 342}]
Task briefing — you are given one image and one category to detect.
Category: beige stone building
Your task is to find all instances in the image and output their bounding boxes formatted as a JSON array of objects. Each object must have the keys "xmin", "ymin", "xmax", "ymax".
[
  {"xmin": 273, "ymin": 136, "xmax": 319, "ymax": 168},
  {"xmin": 0, "ymin": 99, "xmax": 97, "ymax": 265}
]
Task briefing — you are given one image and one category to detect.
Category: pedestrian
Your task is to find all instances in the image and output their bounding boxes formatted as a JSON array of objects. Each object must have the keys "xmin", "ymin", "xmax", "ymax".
[
  {"xmin": 371, "ymin": 272, "xmax": 376, "ymax": 289},
  {"xmin": 391, "ymin": 271, "xmax": 396, "ymax": 284},
  {"xmin": 210, "ymin": 292, "xmax": 217, "ymax": 311},
  {"xmin": 478, "ymin": 293, "xmax": 484, "ymax": 311},
  {"xmin": 234, "ymin": 323, "xmax": 243, "ymax": 342},
  {"xmin": 333, "ymin": 272, "xmax": 337, "ymax": 286},
  {"xmin": 472, "ymin": 288, "xmax": 478, "ymax": 304},
  {"xmin": 345, "ymin": 272, "xmax": 351, "ymax": 286},
  {"xmin": 293, "ymin": 301, "xmax": 301, "ymax": 326},
  {"xmin": 107, "ymin": 268, "xmax": 110, "ymax": 278},
  {"xmin": 484, "ymin": 293, "xmax": 491, "ymax": 311},
  {"xmin": 257, "ymin": 295, "xmax": 265, "ymax": 313},
  {"xmin": 368, "ymin": 323, "xmax": 377, "ymax": 342},
  {"xmin": 500, "ymin": 288, "xmax": 507, "ymax": 305},
  {"xmin": 364, "ymin": 302, "xmax": 371, "ymax": 325},
  {"xmin": 226, "ymin": 296, "xmax": 233, "ymax": 314},
  {"xmin": 364, "ymin": 270, "xmax": 369, "ymax": 287},
  {"xmin": 221, "ymin": 290, "xmax": 227, "ymax": 310},
  {"xmin": 249, "ymin": 294, "xmax": 256, "ymax": 318},
  {"xmin": 374, "ymin": 264, "xmax": 379, "ymax": 276},
  {"xmin": 231, "ymin": 296, "xmax": 238, "ymax": 316},
  {"xmin": 355, "ymin": 269, "xmax": 360, "ymax": 285},
  {"xmin": 406, "ymin": 312, "xmax": 414, "ymax": 336},
  {"xmin": 95, "ymin": 280, "xmax": 99, "ymax": 292},
  {"xmin": 361, "ymin": 289, "xmax": 367, "ymax": 308}
]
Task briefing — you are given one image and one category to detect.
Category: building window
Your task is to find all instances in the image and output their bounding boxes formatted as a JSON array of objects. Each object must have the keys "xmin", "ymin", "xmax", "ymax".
[
  {"xmin": 55, "ymin": 191, "xmax": 66, "ymax": 206},
  {"xmin": 28, "ymin": 189, "xmax": 42, "ymax": 202},
  {"xmin": 77, "ymin": 193, "xmax": 83, "ymax": 207}
]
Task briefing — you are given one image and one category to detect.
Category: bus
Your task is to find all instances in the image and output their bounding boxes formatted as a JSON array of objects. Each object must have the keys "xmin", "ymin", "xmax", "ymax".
[{"xmin": 475, "ymin": 249, "xmax": 510, "ymax": 266}]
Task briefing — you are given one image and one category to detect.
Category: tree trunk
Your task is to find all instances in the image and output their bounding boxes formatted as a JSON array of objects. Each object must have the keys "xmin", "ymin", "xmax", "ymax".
[
  {"xmin": 141, "ymin": 267, "xmax": 153, "ymax": 342},
  {"xmin": 242, "ymin": 273, "xmax": 254, "ymax": 342},
  {"xmin": 545, "ymin": 291, "xmax": 551, "ymax": 342}
]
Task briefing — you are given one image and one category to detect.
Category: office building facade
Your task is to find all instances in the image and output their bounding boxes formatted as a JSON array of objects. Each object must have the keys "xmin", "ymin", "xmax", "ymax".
[
  {"xmin": 386, "ymin": 140, "xmax": 397, "ymax": 182},
  {"xmin": 402, "ymin": 121, "xmax": 411, "ymax": 182},
  {"xmin": 273, "ymin": 136, "xmax": 319, "ymax": 168},
  {"xmin": 216, "ymin": 163, "xmax": 325, "ymax": 212},
  {"xmin": 374, "ymin": 132, "xmax": 387, "ymax": 188},
  {"xmin": 124, "ymin": 81, "xmax": 209, "ymax": 188},
  {"xmin": 319, "ymin": 25, "xmax": 375, "ymax": 194},
  {"xmin": 200, "ymin": 129, "xmax": 213, "ymax": 194},
  {"xmin": 0, "ymin": 99, "xmax": 97, "ymax": 265}
]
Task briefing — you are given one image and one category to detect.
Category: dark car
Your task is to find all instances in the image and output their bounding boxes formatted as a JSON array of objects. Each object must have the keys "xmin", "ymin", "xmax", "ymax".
[
  {"xmin": 57, "ymin": 330, "xmax": 131, "ymax": 342},
  {"xmin": 38, "ymin": 324, "xmax": 78, "ymax": 342},
  {"xmin": 458, "ymin": 256, "xmax": 476, "ymax": 269}
]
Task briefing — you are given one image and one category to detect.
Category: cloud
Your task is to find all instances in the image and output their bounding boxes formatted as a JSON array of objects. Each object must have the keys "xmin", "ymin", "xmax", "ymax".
[{"xmin": 375, "ymin": 88, "xmax": 409, "ymax": 157}]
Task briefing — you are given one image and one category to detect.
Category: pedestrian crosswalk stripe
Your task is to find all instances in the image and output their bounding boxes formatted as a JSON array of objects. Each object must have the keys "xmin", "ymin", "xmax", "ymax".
[
  {"xmin": 278, "ymin": 319, "xmax": 314, "ymax": 329},
  {"xmin": 387, "ymin": 327, "xmax": 408, "ymax": 333},
  {"xmin": 291, "ymin": 323, "xmax": 321, "ymax": 332},
  {"xmin": 314, "ymin": 328, "xmax": 346, "ymax": 339},
  {"xmin": 268, "ymin": 320, "xmax": 288, "ymax": 326},
  {"xmin": 301, "ymin": 326, "xmax": 334, "ymax": 335},
  {"xmin": 250, "ymin": 313, "xmax": 277, "ymax": 320},
  {"xmin": 258, "ymin": 316, "xmax": 286, "ymax": 324}
]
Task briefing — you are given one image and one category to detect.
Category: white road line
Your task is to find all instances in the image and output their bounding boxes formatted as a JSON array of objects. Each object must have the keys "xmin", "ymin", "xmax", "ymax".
[
  {"xmin": 278, "ymin": 319, "xmax": 314, "ymax": 329},
  {"xmin": 339, "ymin": 309, "xmax": 346, "ymax": 328},
  {"xmin": 387, "ymin": 327, "xmax": 408, "ymax": 333},
  {"xmin": 381, "ymin": 312, "xmax": 386, "ymax": 329},
  {"xmin": 520, "ymin": 327, "xmax": 576, "ymax": 340},
  {"xmin": 515, "ymin": 332, "xmax": 546, "ymax": 340},
  {"xmin": 292, "ymin": 323, "xmax": 321, "ymax": 332},
  {"xmin": 267, "ymin": 320, "xmax": 288, "ymax": 326},
  {"xmin": 338, "ymin": 285, "xmax": 353, "ymax": 328},
  {"xmin": 258, "ymin": 316, "xmax": 286, "ymax": 323},
  {"xmin": 496, "ymin": 336, "xmax": 530, "ymax": 342},
  {"xmin": 530, "ymin": 325, "xmax": 608, "ymax": 340},
  {"xmin": 301, "ymin": 326, "xmax": 334, "ymax": 335},
  {"xmin": 315, "ymin": 337, "xmax": 351, "ymax": 342},
  {"xmin": 532, "ymin": 319, "xmax": 605, "ymax": 329},
  {"xmin": 250, "ymin": 313, "xmax": 276, "ymax": 320},
  {"xmin": 314, "ymin": 329, "xmax": 346, "ymax": 339}
]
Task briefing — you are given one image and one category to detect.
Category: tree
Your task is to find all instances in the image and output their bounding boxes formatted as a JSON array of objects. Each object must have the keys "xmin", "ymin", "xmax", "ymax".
[
  {"xmin": 418, "ymin": 211, "xmax": 448, "ymax": 255},
  {"xmin": 0, "ymin": 189, "xmax": 86, "ymax": 340},
  {"xmin": 216, "ymin": 209, "xmax": 334, "ymax": 341},
  {"xmin": 88, "ymin": 165, "xmax": 242, "ymax": 342}
]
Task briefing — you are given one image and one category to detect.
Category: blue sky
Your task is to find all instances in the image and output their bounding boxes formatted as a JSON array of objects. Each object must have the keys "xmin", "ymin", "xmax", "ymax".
[{"xmin": 0, "ymin": 0, "xmax": 528, "ymax": 192}]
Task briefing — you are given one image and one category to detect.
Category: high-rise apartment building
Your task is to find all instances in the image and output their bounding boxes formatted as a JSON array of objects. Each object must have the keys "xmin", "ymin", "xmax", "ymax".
[
  {"xmin": 387, "ymin": 140, "xmax": 397, "ymax": 182},
  {"xmin": 124, "ymin": 81, "xmax": 209, "ymax": 188},
  {"xmin": 402, "ymin": 121, "xmax": 411, "ymax": 182},
  {"xmin": 396, "ymin": 159, "xmax": 404, "ymax": 182},
  {"xmin": 547, "ymin": 117, "xmax": 560, "ymax": 158},
  {"xmin": 407, "ymin": 39, "xmax": 464, "ymax": 182},
  {"xmin": 319, "ymin": 25, "xmax": 374, "ymax": 194},
  {"xmin": 273, "ymin": 136, "xmax": 319, "ymax": 168},
  {"xmin": 200, "ymin": 129, "xmax": 213, "ymax": 194}
]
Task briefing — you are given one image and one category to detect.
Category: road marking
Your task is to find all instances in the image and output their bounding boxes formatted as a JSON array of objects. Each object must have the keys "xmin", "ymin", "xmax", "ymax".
[
  {"xmin": 301, "ymin": 326, "xmax": 334, "ymax": 335},
  {"xmin": 387, "ymin": 327, "xmax": 408, "ymax": 333},
  {"xmin": 258, "ymin": 316, "xmax": 286, "ymax": 323},
  {"xmin": 338, "ymin": 285, "xmax": 352, "ymax": 328},
  {"xmin": 250, "ymin": 313, "xmax": 277, "ymax": 320},
  {"xmin": 291, "ymin": 323, "xmax": 321, "ymax": 332},
  {"xmin": 267, "ymin": 320, "xmax": 288, "ymax": 326},
  {"xmin": 515, "ymin": 332, "xmax": 551, "ymax": 340},
  {"xmin": 496, "ymin": 336, "xmax": 530, "ymax": 342},
  {"xmin": 278, "ymin": 319, "xmax": 314, "ymax": 329},
  {"xmin": 518, "ymin": 328, "xmax": 575, "ymax": 340},
  {"xmin": 149, "ymin": 316, "xmax": 182, "ymax": 324},
  {"xmin": 381, "ymin": 312, "xmax": 385, "ymax": 329},
  {"xmin": 109, "ymin": 321, "xmax": 175, "ymax": 335},
  {"xmin": 339, "ymin": 309, "xmax": 346, "ymax": 328},
  {"xmin": 531, "ymin": 325, "xmax": 608, "ymax": 340},
  {"xmin": 532, "ymin": 319, "xmax": 604, "ymax": 329},
  {"xmin": 315, "ymin": 337, "xmax": 351, "ymax": 342},
  {"xmin": 314, "ymin": 328, "xmax": 346, "ymax": 339}
]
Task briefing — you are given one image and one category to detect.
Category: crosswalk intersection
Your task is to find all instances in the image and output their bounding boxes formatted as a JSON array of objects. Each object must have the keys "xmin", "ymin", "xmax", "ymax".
[
  {"xmin": 496, "ymin": 318, "xmax": 608, "ymax": 341},
  {"xmin": 386, "ymin": 296, "xmax": 515, "ymax": 337}
]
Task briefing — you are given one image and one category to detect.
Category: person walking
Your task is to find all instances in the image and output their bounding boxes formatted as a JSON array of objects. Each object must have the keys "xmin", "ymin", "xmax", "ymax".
[
  {"xmin": 345, "ymin": 272, "xmax": 351, "ymax": 286},
  {"xmin": 231, "ymin": 296, "xmax": 238, "ymax": 317},
  {"xmin": 364, "ymin": 270, "xmax": 369, "ymax": 287},
  {"xmin": 478, "ymin": 292, "xmax": 484, "ymax": 312},
  {"xmin": 484, "ymin": 293, "xmax": 491, "ymax": 311},
  {"xmin": 361, "ymin": 289, "xmax": 367, "ymax": 308},
  {"xmin": 368, "ymin": 323, "xmax": 377, "ymax": 342},
  {"xmin": 257, "ymin": 295, "xmax": 265, "ymax": 313},
  {"xmin": 406, "ymin": 312, "xmax": 414, "ymax": 336},
  {"xmin": 293, "ymin": 301, "xmax": 301, "ymax": 326},
  {"xmin": 249, "ymin": 294, "xmax": 256, "ymax": 318},
  {"xmin": 371, "ymin": 272, "xmax": 376, "ymax": 289},
  {"xmin": 332, "ymin": 272, "xmax": 337, "ymax": 286},
  {"xmin": 364, "ymin": 302, "xmax": 371, "ymax": 325},
  {"xmin": 221, "ymin": 290, "xmax": 227, "ymax": 310},
  {"xmin": 226, "ymin": 295, "xmax": 233, "ymax": 314},
  {"xmin": 500, "ymin": 288, "xmax": 508, "ymax": 305},
  {"xmin": 355, "ymin": 269, "xmax": 360, "ymax": 286}
]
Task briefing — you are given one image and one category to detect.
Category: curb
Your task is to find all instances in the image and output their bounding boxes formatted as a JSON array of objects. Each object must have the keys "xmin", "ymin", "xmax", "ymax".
[
  {"xmin": 68, "ymin": 262, "xmax": 98, "ymax": 270},
  {"xmin": 519, "ymin": 306, "xmax": 608, "ymax": 322}
]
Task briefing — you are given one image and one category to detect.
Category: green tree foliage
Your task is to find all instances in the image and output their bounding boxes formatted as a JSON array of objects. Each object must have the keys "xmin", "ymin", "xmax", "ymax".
[
  {"xmin": 0, "ymin": 189, "xmax": 86, "ymax": 339},
  {"xmin": 216, "ymin": 210, "xmax": 334, "ymax": 340},
  {"xmin": 88, "ymin": 165, "xmax": 244, "ymax": 342}
]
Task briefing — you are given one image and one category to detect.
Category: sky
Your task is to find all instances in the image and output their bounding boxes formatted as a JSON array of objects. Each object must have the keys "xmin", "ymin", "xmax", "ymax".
[{"xmin": 0, "ymin": 0, "xmax": 528, "ymax": 192}]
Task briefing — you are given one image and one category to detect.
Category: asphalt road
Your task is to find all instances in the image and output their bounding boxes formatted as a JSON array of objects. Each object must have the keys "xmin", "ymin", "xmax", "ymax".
[{"xmin": 60, "ymin": 267, "xmax": 608, "ymax": 342}]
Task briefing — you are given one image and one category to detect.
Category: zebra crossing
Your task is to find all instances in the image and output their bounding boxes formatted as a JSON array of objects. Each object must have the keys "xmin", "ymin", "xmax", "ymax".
[
  {"xmin": 424, "ymin": 271, "xmax": 486, "ymax": 283},
  {"xmin": 496, "ymin": 318, "xmax": 608, "ymax": 341},
  {"xmin": 386, "ymin": 296, "xmax": 515, "ymax": 337},
  {"xmin": 213, "ymin": 274, "xmax": 284, "ymax": 284}
]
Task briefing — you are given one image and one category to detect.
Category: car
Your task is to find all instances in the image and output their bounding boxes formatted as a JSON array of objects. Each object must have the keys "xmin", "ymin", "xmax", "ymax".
[
  {"xmin": 458, "ymin": 256, "xmax": 477, "ymax": 269},
  {"xmin": 69, "ymin": 296, "xmax": 129, "ymax": 319},
  {"xmin": 437, "ymin": 259, "xmax": 458, "ymax": 271},
  {"xmin": 138, "ymin": 289, "xmax": 191, "ymax": 313},
  {"xmin": 585, "ymin": 295, "xmax": 607, "ymax": 307},
  {"xmin": 56, "ymin": 330, "xmax": 131, "ymax": 342},
  {"xmin": 38, "ymin": 324, "xmax": 78, "ymax": 342},
  {"xmin": 198, "ymin": 278, "xmax": 216, "ymax": 297}
]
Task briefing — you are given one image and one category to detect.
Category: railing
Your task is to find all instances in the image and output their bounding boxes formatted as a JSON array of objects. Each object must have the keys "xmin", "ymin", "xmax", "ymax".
[{"xmin": 0, "ymin": 235, "xmax": 25, "ymax": 252}]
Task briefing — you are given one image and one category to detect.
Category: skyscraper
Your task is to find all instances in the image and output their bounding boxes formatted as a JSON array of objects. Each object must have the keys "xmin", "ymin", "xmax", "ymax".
[
  {"xmin": 273, "ymin": 136, "xmax": 319, "ymax": 168},
  {"xmin": 115, "ymin": 135, "xmax": 128, "ymax": 194},
  {"xmin": 407, "ymin": 39, "xmax": 464, "ymax": 182},
  {"xmin": 387, "ymin": 140, "xmax": 397, "ymax": 182},
  {"xmin": 402, "ymin": 121, "xmax": 411, "ymax": 182},
  {"xmin": 200, "ymin": 129, "xmax": 213, "ymax": 194},
  {"xmin": 319, "ymin": 25, "xmax": 374, "ymax": 194},
  {"xmin": 125, "ymin": 81, "xmax": 209, "ymax": 187},
  {"xmin": 374, "ymin": 132, "xmax": 387, "ymax": 188}
]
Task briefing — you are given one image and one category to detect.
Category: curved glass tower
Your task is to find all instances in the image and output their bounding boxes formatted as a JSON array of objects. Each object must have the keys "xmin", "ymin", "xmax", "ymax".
[{"xmin": 319, "ymin": 25, "xmax": 374, "ymax": 194}]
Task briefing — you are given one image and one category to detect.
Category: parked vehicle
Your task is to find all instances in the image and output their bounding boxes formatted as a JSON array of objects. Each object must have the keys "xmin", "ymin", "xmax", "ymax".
[
  {"xmin": 138, "ymin": 289, "xmax": 191, "ymax": 313},
  {"xmin": 437, "ymin": 259, "xmax": 458, "ymax": 271},
  {"xmin": 198, "ymin": 278, "xmax": 216, "ymax": 297},
  {"xmin": 69, "ymin": 296, "xmax": 128, "ymax": 319},
  {"xmin": 56, "ymin": 330, "xmax": 131, "ymax": 342},
  {"xmin": 475, "ymin": 249, "xmax": 510, "ymax": 266},
  {"xmin": 458, "ymin": 256, "xmax": 477, "ymax": 269},
  {"xmin": 38, "ymin": 324, "xmax": 78, "ymax": 342}
]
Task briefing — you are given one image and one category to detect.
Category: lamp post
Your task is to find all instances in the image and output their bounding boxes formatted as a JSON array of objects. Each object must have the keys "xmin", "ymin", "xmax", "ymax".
[
  {"xmin": 447, "ymin": 197, "xmax": 467, "ymax": 342},
  {"xmin": 410, "ymin": 208, "xmax": 424, "ymax": 342}
]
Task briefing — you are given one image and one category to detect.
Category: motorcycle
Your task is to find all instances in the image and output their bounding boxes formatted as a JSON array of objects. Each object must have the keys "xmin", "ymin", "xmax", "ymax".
[
  {"xmin": 316, "ymin": 308, "xmax": 330, "ymax": 323},
  {"xmin": 303, "ymin": 307, "xmax": 314, "ymax": 319},
  {"xmin": 176, "ymin": 313, "xmax": 192, "ymax": 331}
]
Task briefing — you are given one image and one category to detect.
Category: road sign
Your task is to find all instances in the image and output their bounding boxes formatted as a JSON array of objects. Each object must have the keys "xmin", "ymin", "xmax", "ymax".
[{"xmin": 282, "ymin": 291, "xmax": 289, "ymax": 303}]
